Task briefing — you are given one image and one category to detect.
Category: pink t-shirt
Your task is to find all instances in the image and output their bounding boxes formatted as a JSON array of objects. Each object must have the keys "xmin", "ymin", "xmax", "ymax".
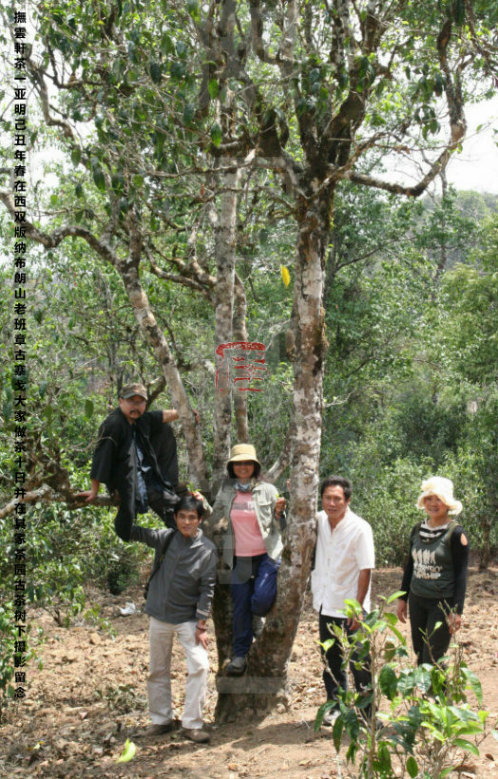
[{"xmin": 231, "ymin": 490, "xmax": 266, "ymax": 556}]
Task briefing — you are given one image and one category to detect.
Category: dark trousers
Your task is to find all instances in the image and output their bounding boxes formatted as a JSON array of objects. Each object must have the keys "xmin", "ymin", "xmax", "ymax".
[
  {"xmin": 114, "ymin": 488, "xmax": 176, "ymax": 540},
  {"xmin": 408, "ymin": 593, "xmax": 453, "ymax": 665},
  {"xmin": 319, "ymin": 613, "xmax": 372, "ymax": 709},
  {"xmin": 230, "ymin": 554, "xmax": 280, "ymax": 657},
  {"xmin": 146, "ymin": 489, "xmax": 177, "ymax": 529}
]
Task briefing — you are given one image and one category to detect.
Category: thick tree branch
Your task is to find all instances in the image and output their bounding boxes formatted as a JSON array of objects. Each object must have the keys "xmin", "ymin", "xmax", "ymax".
[
  {"xmin": 0, "ymin": 487, "xmax": 116, "ymax": 520},
  {"xmin": 0, "ymin": 192, "xmax": 119, "ymax": 264}
]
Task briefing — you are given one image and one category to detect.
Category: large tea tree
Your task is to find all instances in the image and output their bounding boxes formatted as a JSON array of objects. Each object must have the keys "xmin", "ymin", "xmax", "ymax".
[{"xmin": 0, "ymin": 0, "xmax": 495, "ymax": 719}]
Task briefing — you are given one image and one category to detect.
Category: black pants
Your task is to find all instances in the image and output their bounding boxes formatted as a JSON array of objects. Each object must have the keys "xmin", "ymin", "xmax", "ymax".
[
  {"xmin": 146, "ymin": 489, "xmax": 177, "ymax": 529},
  {"xmin": 408, "ymin": 593, "xmax": 453, "ymax": 665},
  {"xmin": 114, "ymin": 488, "xmax": 176, "ymax": 540},
  {"xmin": 319, "ymin": 613, "xmax": 372, "ymax": 710}
]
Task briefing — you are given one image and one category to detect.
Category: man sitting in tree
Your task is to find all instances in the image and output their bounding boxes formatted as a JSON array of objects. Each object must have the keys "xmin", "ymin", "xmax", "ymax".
[{"xmin": 79, "ymin": 382, "xmax": 180, "ymax": 530}]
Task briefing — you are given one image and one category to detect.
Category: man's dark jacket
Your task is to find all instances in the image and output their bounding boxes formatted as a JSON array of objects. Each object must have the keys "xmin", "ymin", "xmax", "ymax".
[{"xmin": 90, "ymin": 408, "xmax": 178, "ymax": 523}]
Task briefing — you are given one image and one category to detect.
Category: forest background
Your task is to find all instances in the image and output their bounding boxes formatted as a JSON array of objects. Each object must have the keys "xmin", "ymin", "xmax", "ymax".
[{"xmin": 0, "ymin": 0, "xmax": 497, "ymax": 720}]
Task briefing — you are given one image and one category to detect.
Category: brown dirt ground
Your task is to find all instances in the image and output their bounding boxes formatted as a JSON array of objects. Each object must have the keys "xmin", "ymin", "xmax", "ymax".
[{"xmin": 1, "ymin": 567, "xmax": 497, "ymax": 778}]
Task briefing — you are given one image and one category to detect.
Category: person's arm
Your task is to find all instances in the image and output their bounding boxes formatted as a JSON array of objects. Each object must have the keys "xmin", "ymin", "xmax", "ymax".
[
  {"xmin": 347, "ymin": 568, "xmax": 372, "ymax": 629},
  {"xmin": 397, "ymin": 525, "xmax": 417, "ymax": 623},
  {"xmin": 447, "ymin": 527, "xmax": 469, "ymax": 633},
  {"xmin": 195, "ymin": 548, "xmax": 217, "ymax": 647},
  {"xmin": 356, "ymin": 568, "xmax": 372, "ymax": 607},
  {"xmin": 128, "ymin": 524, "xmax": 172, "ymax": 551},
  {"xmin": 76, "ymin": 415, "xmax": 118, "ymax": 500}
]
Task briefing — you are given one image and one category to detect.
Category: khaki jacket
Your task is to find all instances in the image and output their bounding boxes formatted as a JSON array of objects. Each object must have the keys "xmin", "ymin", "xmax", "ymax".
[{"xmin": 210, "ymin": 479, "xmax": 283, "ymax": 568}]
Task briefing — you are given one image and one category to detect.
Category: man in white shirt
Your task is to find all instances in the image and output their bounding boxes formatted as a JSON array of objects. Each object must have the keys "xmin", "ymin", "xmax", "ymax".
[{"xmin": 311, "ymin": 476, "xmax": 375, "ymax": 723}]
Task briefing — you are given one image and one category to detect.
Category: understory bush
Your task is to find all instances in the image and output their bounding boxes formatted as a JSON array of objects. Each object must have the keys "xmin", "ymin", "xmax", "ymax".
[{"xmin": 316, "ymin": 595, "xmax": 493, "ymax": 778}]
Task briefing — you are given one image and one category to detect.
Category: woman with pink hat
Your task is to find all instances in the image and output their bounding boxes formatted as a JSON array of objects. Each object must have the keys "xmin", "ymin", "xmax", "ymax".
[
  {"xmin": 396, "ymin": 477, "xmax": 469, "ymax": 665},
  {"xmin": 210, "ymin": 444, "xmax": 286, "ymax": 676}
]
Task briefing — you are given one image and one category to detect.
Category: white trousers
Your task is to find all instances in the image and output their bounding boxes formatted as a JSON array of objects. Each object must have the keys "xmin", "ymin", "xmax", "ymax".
[{"xmin": 148, "ymin": 616, "xmax": 209, "ymax": 730}]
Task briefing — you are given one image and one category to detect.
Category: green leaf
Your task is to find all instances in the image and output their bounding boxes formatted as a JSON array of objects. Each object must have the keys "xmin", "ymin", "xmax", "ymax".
[
  {"xmin": 184, "ymin": 104, "xmax": 195, "ymax": 125},
  {"xmin": 71, "ymin": 147, "xmax": 81, "ymax": 166},
  {"xmin": 92, "ymin": 166, "xmax": 106, "ymax": 192},
  {"xmin": 149, "ymin": 62, "xmax": 162, "ymax": 84},
  {"xmin": 210, "ymin": 122, "xmax": 222, "ymax": 147},
  {"xmin": 116, "ymin": 738, "xmax": 137, "ymax": 763},
  {"xmin": 385, "ymin": 590, "xmax": 406, "ymax": 604},
  {"xmin": 84, "ymin": 399, "xmax": 94, "ymax": 418},
  {"xmin": 453, "ymin": 738, "xmax": 479, "ymax": 755},
  {"xmin": 208, "ymin": 79, "xmax": 219, "ymax": 99},
  {"xmin": 406, "ymin": 755, "xmax": 418, "ymax": 777},
  {"xmin": 379, "ymin": 664, "xmax": 398, "ymax": 700},
  {"xmin": 332, "ymin": 714, "xmax": 344, "ymax": 752},
  {"xmin": 462, "ymin": 667, "xmax": 483, "ymax": 705}
]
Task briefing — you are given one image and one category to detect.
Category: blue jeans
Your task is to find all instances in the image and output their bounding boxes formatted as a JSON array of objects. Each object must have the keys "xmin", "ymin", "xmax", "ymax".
[{"xmin": 231, "ymin": 554, "xmax": 280, "ymax": 657}]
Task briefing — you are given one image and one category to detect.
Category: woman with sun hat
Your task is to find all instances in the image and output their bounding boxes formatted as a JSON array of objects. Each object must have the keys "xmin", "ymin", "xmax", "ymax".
[
  {"xmin": 396, "ymin": 476, "xmax": 469, "ymax": 665},
  {"xmin": 210, "ymin": 443, "xmax": 286, "ymax": 676}
]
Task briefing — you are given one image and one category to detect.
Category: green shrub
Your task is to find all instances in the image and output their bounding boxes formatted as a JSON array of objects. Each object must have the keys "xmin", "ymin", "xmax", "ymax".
[{"xmin": 316, "ymin": 595, "xmax": 490, "ymax": 779}]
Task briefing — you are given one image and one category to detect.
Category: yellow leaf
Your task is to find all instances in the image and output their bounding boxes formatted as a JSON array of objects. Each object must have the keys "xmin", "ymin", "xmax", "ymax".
[
  {"xmin": 116, "ymin": 739, "xmax": 137, "ymax": 763},
  {"xmin": 280, "ymin": 265, "xmax": 291, "ymax": 287}
]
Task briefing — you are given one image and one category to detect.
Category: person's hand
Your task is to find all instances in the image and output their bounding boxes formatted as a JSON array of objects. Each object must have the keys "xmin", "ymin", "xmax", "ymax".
[
  {"xmin": 195, "ymin": 623, "xmax": 208, "ymax": 649},
  {"xmin": 347, "ymin": 614, "xmax": 362, "ymax": 631},
  {"xmin": 447, "ymin": 612, "xmax": 462, "ymax": 634},
  {"xmin": 275, "ymin": 496, "xmax": 286, "ymax": 517},
  {"xmin": 396, "ymin": 599, "xmax": 407, "ymax": 624},
  {"xmin": 75, "ymin": 490, "xmax": 98, "ymax": 504},
  {"xmin": 163, "ymin": 408, "xmax": 179, "ymax": 423}
]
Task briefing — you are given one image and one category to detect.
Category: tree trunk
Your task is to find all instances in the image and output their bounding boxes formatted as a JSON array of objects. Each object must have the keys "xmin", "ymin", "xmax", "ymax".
[
  {"xmin": 232, "ymin": 273, "xmax": 249, "ymax": 443},
  {"xmin": 212, "ymin": 166, "xmax": 240, "ymax": 492},
  {"xmin": 213, "ymin": 193, "xmax": 330, "ymax": 721}
]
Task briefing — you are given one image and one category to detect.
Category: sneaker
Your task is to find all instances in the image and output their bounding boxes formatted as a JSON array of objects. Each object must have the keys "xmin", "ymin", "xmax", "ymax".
[
  {"xmin": 183, "ymin": 727, "xmax": 210, "ymax": 744},
  {"xmin": 252, "ymin": 615, "xmax": 265, "ymax": 638},
  {"xmin": 322, "ymin": 709, "xmax": 340, "ymax": 727},
  {"xmin": 145, "ymin": 721, "xmax": 175, "ymax": 736},
  {"xmin": 225, "ymin": 655, "xmax": 247, "ymax": 675}
]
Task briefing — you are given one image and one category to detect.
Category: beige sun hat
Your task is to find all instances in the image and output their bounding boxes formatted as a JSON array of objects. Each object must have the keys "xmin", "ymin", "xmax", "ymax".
[
  {"xmin": 417, "ymin": 476, "xmax": 463, "ymax": 515},
  {"xmin": 227, "ymin": 443, "xmax": 261, "ymax": 465}
]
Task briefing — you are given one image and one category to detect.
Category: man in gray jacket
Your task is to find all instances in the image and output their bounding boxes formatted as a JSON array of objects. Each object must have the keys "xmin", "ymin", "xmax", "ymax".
[{"xmin": 116, "ymin": 493, "xmax": 217, "ymax": 743}]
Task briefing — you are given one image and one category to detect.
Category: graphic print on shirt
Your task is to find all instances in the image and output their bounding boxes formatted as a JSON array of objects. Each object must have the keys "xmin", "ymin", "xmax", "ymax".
[{"xmin": 412, "ymin": 546, "xmax": 442, "ymax": 580}]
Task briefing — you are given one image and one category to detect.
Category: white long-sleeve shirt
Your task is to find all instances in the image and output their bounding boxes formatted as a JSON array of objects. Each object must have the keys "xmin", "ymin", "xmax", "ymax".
[{"xmin": 311, "ymin": 508, "xmax": 375, "ymax": 618}]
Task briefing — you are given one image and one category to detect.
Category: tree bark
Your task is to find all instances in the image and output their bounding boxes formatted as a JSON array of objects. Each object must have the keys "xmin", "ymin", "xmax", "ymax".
[
  {"xmin": 212, "ymin": 166, "xmax": 241, "ymax": 492},
  {"xmin": 232, "ymin": 273, "xmax": 249, "ymax": 443}
]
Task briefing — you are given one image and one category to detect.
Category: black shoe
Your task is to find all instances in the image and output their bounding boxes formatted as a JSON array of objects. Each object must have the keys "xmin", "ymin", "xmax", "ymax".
[
  {"xmin": 226, "ymin": 656, "xmax": 247, "ymax": 675},
  {"xmin": 144, "ymin": 721, "xmax": 175, "ymax": 736}
]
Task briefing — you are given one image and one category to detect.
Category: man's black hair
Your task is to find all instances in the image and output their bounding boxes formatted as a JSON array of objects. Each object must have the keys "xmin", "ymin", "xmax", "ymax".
[
  {"xmin": 320, "ymin": 475, "xmax": 352, "ymax": 500},
  {"xmin": 227, "ymin": 460, "xmax": 261, "ymax": 479},
  {"xmin": 174, "ymin": 494, "xmax": 204, "ymax": 518}
]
